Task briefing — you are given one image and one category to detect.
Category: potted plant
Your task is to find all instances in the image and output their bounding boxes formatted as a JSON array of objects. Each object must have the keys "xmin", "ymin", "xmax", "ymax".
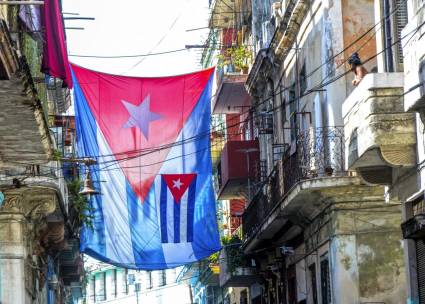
[{"xmin": 217, "ymin": 45, "xmax": 251, "ymax": 74}]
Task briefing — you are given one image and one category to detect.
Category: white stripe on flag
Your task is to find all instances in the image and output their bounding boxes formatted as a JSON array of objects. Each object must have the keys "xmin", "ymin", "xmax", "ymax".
[
  {"xmin": 166, "ymin": 187, "xmax": 174, "ymax": 242},
  {"xmin": 179, "ymin": 190, "xmax": 189, "ymax": 243},
  {"xmin": 96, "ymin": 127, "xmax": 135, "ymax": 265}
]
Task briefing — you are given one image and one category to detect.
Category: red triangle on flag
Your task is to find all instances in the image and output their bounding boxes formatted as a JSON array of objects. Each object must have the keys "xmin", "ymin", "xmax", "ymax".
[
  {"xmin": 162, "ymin": 174, "xmax": 196, "ymax": 203},
  {"xmin": 71, "ymin": 64, "xmax": 214, "ymax": 203}
]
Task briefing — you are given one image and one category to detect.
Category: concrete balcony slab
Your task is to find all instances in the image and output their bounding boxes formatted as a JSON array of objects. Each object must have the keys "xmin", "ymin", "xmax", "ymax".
[
  {"xmin": 343, "ymin": 73, "xmax": 416, "ymax": 184},
  {"xmin": 242, "ymin": 176, "xmax": 386, "ymax": 253}
]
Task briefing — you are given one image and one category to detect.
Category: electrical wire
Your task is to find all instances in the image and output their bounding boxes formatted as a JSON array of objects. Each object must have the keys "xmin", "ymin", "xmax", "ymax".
[
  {"xmin": 123, "ymin": 11, "xmax": 184, "ymax": 74},
  {"xmin": 2, "ymin": 0, "xmax": 421, "ymax": 178},
  {"xmin": 61, "ymin": 0, "xmax": 407, "ymax": 163},
  {"xmin": 68, "ymin": 49, "xmax": 189, "ymax": 59}
]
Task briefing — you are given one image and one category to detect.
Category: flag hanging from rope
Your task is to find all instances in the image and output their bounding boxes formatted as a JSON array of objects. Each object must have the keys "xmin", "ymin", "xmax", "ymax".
[{"xmin": 71, "ymin": 64, "xmax": 221, "ymax": 269}]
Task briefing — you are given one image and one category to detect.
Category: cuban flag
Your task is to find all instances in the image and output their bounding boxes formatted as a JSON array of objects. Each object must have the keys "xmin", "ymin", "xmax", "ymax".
[{"xmin": 71, "ymin": 64, "xmax": 221, "ymax": 269}]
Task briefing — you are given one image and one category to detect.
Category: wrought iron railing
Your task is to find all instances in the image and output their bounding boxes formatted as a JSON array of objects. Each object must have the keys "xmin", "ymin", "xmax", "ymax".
[
  {"xmin": 242, "ymin": 188, "xmax": 269, "ymax": 240},
  {"xmin": 277, "ymin": 127, "xmax": 346, "ymax": 197},
  {"xmin": 243, "ymin": 126, "xmax": 346, "ymax": 240}
]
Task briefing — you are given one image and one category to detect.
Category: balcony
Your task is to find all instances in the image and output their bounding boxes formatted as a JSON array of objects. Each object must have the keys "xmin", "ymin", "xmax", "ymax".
[
  {"xmin": 209, "ymin": 0, "xmax": 250, "ymax": 28},
  {"xmin": 212, "ymin": 66, "xmax": 251, "ymax": 115},
  {"xmin": 216, "ymin": 139, "xmax": 260, "ymax": 200},
  {"xmin": 219, "ymin": 244, "xmax": 258, "ymax": 288},
  {"xmin": 198, "ymin": 260, "xmax": 220, "ymax": 286},
  {"xmin": 0, "ymin": 20, "xmax": 52, "ymax": 167},
  {"xmin": 59, "ymin": 239, "xmax": 83, "ymax": 285},
  {"xmin": 242, "ymin": 127, "xmax": 385, "ymax": 252},
  {"xmin": 343, "ymin": 73, "xmax": 416, "ymax": 185}
]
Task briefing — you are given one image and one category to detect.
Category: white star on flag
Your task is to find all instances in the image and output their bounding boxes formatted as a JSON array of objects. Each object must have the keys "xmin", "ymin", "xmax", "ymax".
[{"xmin": 172, "ymin": 179, "xmax": 183, "ymax": 190}]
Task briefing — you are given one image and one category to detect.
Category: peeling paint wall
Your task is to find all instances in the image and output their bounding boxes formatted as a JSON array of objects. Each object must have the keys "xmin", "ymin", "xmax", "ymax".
[
  {"xmin": 288, "ymin": 202, "xmax": 407, "ymax": 304},
  {"xmin": 342, "ymin": 0, "xmax": 378, "ymax": 96},
  {"xmin": 333, "ymin": 205, "xmax": 407, "ymax": 304},
  {"xmin": 275, "ymin": 0, "xmax": 377, "ymax": 142}
]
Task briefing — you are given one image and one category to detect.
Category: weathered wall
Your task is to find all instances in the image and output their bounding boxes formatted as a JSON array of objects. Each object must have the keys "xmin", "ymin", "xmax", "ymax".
[
  {"xmin": 287, "ymin": 201, "xmax": 406, "ymax": 304},
  {"xmin": 274, "ymin": 0, "xmax": 361, "ymax": 145},
  {"xmin": 0, "ymin": 214, "xmax": 26, "ymax": 304},
  {"xmin": 228, "ymin": 287, "xmax": 249, "ymax": 304},
  {"xmin": 332, "ymin": 204, "xmax": 407, "ymax": 304},
  {"xmin": 342, "ymin": 0, "xmax": 378, "ymax": 94}
]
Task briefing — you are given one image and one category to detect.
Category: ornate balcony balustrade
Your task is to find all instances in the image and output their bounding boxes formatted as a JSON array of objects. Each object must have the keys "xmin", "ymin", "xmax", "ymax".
[{"xmin": 243, "ymin": 126, "xmax": 346, "ymax": 243}]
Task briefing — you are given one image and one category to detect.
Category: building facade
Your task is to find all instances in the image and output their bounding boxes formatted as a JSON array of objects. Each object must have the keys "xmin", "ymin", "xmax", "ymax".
[
  {"xmin": 396, "ymin": 0, "xmax": 425, "ymax": 303},
  {"xmin": 191, "ymin": 0, "xmax": 425, "ymax": 303},
  {"xmin": 0, "ymin": 2, "xmax": 83, "ymax": 304},
  {"xmin": 85, "ymin": 262, "xmax": 192, "ymax": 304}
]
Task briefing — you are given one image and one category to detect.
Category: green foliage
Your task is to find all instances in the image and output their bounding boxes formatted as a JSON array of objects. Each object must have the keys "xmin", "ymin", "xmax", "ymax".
[
  {"xmin": 67, "ymin": 179, "xmax": 94, "ymax": 232},
  {"xmin": 221, "ymin": 234, "xmax": 245, "ymax": 274},
  {"xmin": 221, "ymin": 234, "xmax": 240, "ymax": 245},
  {"xmin": 208, "ymin": 251, "xmax": 219, "ymax": 265},
  {"xmin": 216, "ymin": 45, "xmax": 251, "ymax": 70},
  {"xmin": 51, "ymin": 149, "xmax": 63, "ymax": 161}
]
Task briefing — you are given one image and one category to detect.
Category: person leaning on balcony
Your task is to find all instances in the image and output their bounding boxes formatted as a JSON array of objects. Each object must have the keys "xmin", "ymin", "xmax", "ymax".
[{"xmin": 348, "ymin": 52, "xmax": 368, "ymax": 86}]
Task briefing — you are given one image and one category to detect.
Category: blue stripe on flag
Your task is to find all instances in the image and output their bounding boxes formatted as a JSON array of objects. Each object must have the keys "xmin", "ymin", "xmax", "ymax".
[
  {"xmin": 160, "ymin": 177, "xmax": 168, "ymax": 243},
  {"xmin": 72, "ymin": 70, "xmax": 106, "ymax": 256},
  {"xmin": 174, "ymin": 199, "xmax": 180, "ymax": 243},
  {"xmin": 187, "ymin": 176, "xmax": 197, "ymax": 242}
]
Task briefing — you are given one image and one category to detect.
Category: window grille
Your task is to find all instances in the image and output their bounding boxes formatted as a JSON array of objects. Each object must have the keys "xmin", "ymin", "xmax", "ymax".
[
  {"xmin": 320, "ymin": 254, "xmax": 331, "ymax": 304},
  {"xmin": 255, "ymin": 112, "xmax": 274, "ymax": 134},
  {"xmin": 395, "ymin": 0, "xmax": 408, "ymax": 64},
  {"xmin": 416, "ymin": 239, "xmax": 425, "ymax": 302},
  {"xmin": 309, "ymin": 263, "xmax": 318, "ymax": 304}
]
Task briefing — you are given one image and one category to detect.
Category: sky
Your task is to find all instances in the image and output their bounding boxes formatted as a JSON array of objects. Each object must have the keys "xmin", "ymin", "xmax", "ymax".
[{"xmin": 62, "ymin": 0, "xmax": 211, "ymax": 77}]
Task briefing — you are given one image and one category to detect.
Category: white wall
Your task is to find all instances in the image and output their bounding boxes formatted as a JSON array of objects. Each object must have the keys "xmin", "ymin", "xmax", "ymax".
[{"xmin": 86, "ymin": 266, "xmax": 189, "ymax": 304}]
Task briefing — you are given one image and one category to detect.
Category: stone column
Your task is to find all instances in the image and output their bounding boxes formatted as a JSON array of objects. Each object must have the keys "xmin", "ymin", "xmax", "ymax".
[{"xmin": 0, "ymin": 189, "xmax": 56, "ymax": 304}]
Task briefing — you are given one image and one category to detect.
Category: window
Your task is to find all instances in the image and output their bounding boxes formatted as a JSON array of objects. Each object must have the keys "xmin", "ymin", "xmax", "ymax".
[
  {"xmin": 413, "ymin": 197, "xmax": 425, "ymax": 216},
  {"xmin": 97, "ymin": 272, "xmax": 106, "ymax": 301},
  {"xmin": 147, "ymin": 271, "xmax": 153, "ymax": 289},
  {"xmin": 240, "ymin": 289, "xmax": 248, "ymax": 304},
  {"xmin": 309, "ymin": 263, "xmax": 318, "ymax": 304},
  {"xmin": 159, "ymin": 270, "xmax": 166, "ymax": 286},
  {"xmin": 122, "ymin": 269, "xmax": 128, "ymax": 295},
  {"xmin": 89, "ymin": 276, "xmax": 95, "ymax": 302},
  {"xmin": 419, "ymin": 60, "xmax": 425, "ymax": 98},
  {"xmin": 111, "ymin": 269, "xmax": 117, "ymax": 298},
  {"xmin": 320, "ymin": 254, "xmax": 332, "ymax": 304},
  {"xmin": 287, "ymin": 265, "xmax": 297, "ymax": 304},
  {"xmin": 289, "ymin": 84, "xmax": 297, "ymax": 142},
  {"xmin": 395, "ymin": 0, "xmax": 408, "ymax": 65},
  {"xmin": 299, "ymin": 64, "xmax": 307, "ymax": 95}
]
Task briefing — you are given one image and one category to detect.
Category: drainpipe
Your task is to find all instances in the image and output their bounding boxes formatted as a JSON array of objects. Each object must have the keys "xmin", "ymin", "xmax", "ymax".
[{"xmin": 383, "ymin": 0, "xmax": 394, "ymax": 72}]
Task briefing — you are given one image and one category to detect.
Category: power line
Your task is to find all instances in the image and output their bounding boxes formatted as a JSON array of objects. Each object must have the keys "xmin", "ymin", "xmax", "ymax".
[
  {"xmin": 3, "ymin": 0, "xmax": 418, "ymax": 175},
  {"xmin": 68, "ymin": 48, "xmax": 188, "ymax": 59},
  {"xmin": 123, "ymin": 11, "xmax": 184, "ymax": 74}
]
